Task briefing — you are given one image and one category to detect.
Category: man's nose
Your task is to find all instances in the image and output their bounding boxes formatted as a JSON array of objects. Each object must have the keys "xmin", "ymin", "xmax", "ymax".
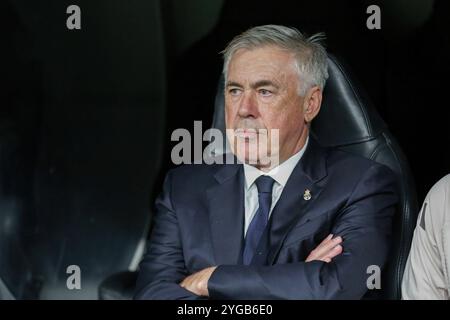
[{"xmin": 237, "ymin": 91, "xmax": 259, "ymax": 118}]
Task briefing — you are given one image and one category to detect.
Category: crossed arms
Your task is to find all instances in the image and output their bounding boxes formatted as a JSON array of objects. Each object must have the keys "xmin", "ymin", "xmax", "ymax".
[{"xmin": 134, "ymin": 164, "xmax": 398, "ymax": 300}]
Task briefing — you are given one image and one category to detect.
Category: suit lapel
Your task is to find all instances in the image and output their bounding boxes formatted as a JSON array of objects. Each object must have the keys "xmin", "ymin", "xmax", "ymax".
[
  {"xmin": 206, "ymin": 162, "xmax": 245, "ymax": 265},
  {"xmin": 267, "ymin": 138, "xmax": 329, "ymax": 264}
]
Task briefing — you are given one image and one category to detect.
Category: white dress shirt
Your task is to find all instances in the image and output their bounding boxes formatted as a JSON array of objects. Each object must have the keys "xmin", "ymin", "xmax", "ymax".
[{"xmin": 243, "ymin": 136, "xmax": 309, "ymax": 236}]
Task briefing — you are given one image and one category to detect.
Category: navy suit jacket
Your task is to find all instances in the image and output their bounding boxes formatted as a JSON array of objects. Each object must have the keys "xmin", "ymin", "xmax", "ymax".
[{"xmin": 134, "ymin": 138, "xmax": 398, "ymax": 299}]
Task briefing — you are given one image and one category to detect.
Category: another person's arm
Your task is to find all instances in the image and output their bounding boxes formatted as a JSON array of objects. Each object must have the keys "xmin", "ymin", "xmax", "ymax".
[{"xmin": 402, "ymin": 175, "xmax": 450, "ymax": 300}]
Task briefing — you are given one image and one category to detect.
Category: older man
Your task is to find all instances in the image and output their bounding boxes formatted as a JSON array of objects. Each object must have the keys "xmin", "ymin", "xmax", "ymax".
[{"xmin": 134, "ymin": 25, "xmax": 398, "ymax": 299}]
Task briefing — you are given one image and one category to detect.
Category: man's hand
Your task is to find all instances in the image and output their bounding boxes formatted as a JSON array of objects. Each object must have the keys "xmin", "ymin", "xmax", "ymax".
[
  {"xmin": 306, "ymin": 234, "xmax": 343, "ymax": 263},
  {"xmin": 180, "ymin": 266, "xmax": 217, "ymax": 296},
  {"xmin": 179, "ymin": 235, "xmax": 341, "ymax": 296}
]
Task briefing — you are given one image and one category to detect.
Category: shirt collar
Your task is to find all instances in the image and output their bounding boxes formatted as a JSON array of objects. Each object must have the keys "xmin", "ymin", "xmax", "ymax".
[{"xmin": 243, "ymin": 136, "xmax": 309, "ymax": 190}]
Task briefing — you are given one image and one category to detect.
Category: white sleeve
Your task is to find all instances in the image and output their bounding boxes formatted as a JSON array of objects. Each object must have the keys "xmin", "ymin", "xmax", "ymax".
[{"xmin": 402, "ymin": 175, "xmax": 450, "ymax": 300}]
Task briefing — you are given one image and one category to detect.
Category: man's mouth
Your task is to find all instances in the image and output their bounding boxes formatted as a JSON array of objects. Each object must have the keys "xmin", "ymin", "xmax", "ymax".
[{"xmin": 234, "ymin": 128, "xmax": 260, "ymax": 139}]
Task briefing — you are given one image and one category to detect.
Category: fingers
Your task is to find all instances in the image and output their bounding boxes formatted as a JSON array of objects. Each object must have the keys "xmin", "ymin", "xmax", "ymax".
[
  {"xmin": 323, "ymin": 243, "xmax": 343, "ymax": 261},
  {"xmin": 179, "ymin": 267, "xmax": 216, "ymax": 297},
  {"xmin": 305, "ymin": 234, "xmax": 333, "ymax": 260},
  {"xmin": 306, "ymin": 234, "xmax": 343, "ymax": 263},
  {"xmin": 180, "ymin": 274, "xmax": 200, "ymax": 295},
  {"xmin": 179, "ymin": 275, "xmax": 191, "ymax": 289},
  {"xmin": 312, "ymin": 235, "xmax": 342, "ymax": 258},
  {"xmin": 315, "ymin": 234, "xmax": 334, "ymax": 250}
]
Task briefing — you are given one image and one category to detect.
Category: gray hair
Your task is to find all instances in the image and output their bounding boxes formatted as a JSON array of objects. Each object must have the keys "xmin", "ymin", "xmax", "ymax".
[{"xmin": 222, "ymin": 25, "xmax": 329, "ymax": 96}]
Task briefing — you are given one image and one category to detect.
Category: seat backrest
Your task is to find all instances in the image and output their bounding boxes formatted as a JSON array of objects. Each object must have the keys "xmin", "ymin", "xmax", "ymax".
[{"xmin": 211, "ymin": 54, "xmax": 419, "ymax": 299}]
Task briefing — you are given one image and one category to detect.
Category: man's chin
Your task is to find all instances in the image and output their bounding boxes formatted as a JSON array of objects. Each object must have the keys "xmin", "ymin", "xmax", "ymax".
[{"xmin": 235, "ymin": 153, "xmax": 275, "ymax": 168}]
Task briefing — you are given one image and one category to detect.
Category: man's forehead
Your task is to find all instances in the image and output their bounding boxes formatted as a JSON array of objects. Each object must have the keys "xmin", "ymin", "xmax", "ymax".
[
  {"xmin": 231, "ymin": 47, "xmax": 295, "ymax": 66},
  {"xmin": 228, "ymin": 47, "xmax": 297, "ymax": 79},
  {"xmin": 227, "ymin": 68, "xmax": 296, "ymax": 89}
]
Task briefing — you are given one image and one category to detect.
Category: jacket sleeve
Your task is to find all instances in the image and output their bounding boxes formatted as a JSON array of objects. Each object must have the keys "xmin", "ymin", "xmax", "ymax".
[
  {"xmin": 208, "ymin": 164, "xmax": 398, "ymax": 299},
  {"xmin": 134, "ymin": 171, "xmax": 204, "ymax": 300}
]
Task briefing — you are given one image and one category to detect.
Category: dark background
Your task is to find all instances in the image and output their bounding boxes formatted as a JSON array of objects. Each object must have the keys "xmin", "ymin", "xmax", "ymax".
[{"xmin": 1, "ymin": 0, "xmax": 449, "ymax": 299}]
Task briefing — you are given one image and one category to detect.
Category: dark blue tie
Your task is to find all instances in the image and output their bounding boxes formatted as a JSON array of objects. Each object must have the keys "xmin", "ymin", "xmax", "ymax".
[{"xmin": 243, "ymin": 175, "xmax": 275, "ymax": 265}]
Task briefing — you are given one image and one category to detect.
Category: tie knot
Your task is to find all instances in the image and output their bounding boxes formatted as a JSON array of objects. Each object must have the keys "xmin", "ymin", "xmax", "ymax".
[{"xmin": 255, "ymin": 175, "xmax": 275, "ymax": 194}]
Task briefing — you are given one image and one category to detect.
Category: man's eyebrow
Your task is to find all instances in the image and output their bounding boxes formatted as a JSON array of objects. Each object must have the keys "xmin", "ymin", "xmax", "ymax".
[
  {"xmin": 226, "ymin": 80, "xmax": 280, "ymax": 89},
  {"xmin": 251, "ymin": 80, "xmax": 279, "ymax": 90},
  {"xmin": 226, "ymin": 81, "xmax": 243, "ymax": 88}
]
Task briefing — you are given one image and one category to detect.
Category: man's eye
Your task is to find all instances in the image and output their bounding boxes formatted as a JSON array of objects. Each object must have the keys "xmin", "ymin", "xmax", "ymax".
[
  {"xmin": 229, "ymin": 88, "xmax": 241, "ymax": 96},
  {"xmin": 259, "ymin": 89, "xmax": 272, "ymax": 97}
]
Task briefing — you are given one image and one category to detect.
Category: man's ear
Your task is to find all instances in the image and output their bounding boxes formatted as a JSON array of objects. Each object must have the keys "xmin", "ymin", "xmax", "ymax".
[{"xmin": 303, "ymin": 86, "xmax": 323, "ymax": 123}]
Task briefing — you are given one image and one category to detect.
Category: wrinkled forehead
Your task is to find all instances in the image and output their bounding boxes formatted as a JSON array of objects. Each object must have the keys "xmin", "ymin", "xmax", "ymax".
[{"xmin": 227, "ymin": 46, "xmax": 299, "ymax": 83}]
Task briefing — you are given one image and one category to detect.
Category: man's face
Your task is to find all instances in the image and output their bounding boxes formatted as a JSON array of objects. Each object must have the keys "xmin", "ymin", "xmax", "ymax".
[{"xmin": 225, "ymin": 46, "xmax": 310, "ymax": 169}]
